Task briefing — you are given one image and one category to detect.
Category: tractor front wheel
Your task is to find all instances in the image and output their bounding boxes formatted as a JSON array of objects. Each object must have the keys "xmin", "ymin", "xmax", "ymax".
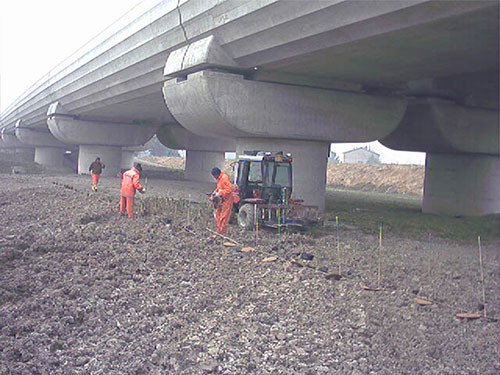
[{"xmin": 237, "ymin": 204, "xmax": 255, "ymax": 230}]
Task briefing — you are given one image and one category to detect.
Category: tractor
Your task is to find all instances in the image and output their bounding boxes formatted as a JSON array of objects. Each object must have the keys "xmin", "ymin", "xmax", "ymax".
[{"xmin": 233, "ymin": 151, "xmax": 321, "ymax": 230}]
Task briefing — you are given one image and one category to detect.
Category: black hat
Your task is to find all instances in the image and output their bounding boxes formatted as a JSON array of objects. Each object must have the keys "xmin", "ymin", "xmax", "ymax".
[
  {"xmin": 211, "ymin": 167, "xmax": 221, "ymax": 177},
  {"xmin": 135, "ymin": 163, "xmax": 143, "ymax": 172}
]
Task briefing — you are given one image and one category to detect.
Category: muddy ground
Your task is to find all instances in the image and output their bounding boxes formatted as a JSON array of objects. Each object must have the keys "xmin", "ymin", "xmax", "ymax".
[{"xmin": 0, "ymin": 170, "xmax": 498, "ymax": 375}]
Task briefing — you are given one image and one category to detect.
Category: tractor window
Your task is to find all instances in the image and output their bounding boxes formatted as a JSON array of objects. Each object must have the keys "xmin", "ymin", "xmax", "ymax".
[
  {"xmin": 263, "ymin": 161, "xmax": 291, "ymax": 187},
  {"xmin": 274, "ymin": 163, "xmax": 292, "ymax": 187},
  {"xmin": 236, "ymin": 162, "xmax": 244, "ymax": 185},
  {"xmin": 248, "ymin": 161, "xmax": 262, "ymax": 183}
]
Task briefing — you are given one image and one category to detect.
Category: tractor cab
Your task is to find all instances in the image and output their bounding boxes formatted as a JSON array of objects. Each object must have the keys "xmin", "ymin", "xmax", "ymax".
[
  {"xmin": 235, "ymin": 151, "xmax": 292, "ymax": 206},
  {"xmin": 233, "ymin": 151, "xmax": 319, "ymax": 230}
]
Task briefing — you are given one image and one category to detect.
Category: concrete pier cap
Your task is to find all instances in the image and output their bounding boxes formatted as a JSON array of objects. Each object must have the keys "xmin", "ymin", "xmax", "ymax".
[
  {"xmin": 381, "ymin": 98, "xmax": 500, "ymax": 216},
  {"xmin": 15, "ymin": 120, "xmax": 71, "ymax": 167},
  {"xmin": 1, "ymin": 127, "xmax": 36, "ymax": 162},
  {"xmin": 47, "ymin": 102, "xmax": 158, "ymax": 176},
  {"xmin": 163, "ymin": 36, "xmax": 407, "ymax": 210},
  {"xmin": 156, "ymin": 123, "xmax": 235, "ymax": 183}
]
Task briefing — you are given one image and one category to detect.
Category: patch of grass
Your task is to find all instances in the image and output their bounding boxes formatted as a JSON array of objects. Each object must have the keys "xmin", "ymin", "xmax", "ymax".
[{"xmin": 324, "ymin": 188, "xmax": 500, "ymax": 242}]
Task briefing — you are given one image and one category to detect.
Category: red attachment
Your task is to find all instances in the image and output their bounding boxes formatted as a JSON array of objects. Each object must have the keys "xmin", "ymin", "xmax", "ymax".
[
  {"xmin": 245, "ymin": 198, "xmax": 265, "ymax": 204},
  {"xmin": 252, "ymin": 190, "xmax": 261, "ymax": 198},
  {"xmin": 231, "ymin": 184, "xmax": 240, "ymax": 204}
]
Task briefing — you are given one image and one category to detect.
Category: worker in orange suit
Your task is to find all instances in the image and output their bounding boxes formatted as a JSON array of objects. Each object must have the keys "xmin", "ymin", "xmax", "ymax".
[
  {"xmin": 210, "ymin": 167, "xmax": 233, "ymax": 235},
  {"xmin": 88, "ymin": 157, "xmax": 105, "ymax": 192},
  {"xmin": 120, "ymin": 163, "xmax": 145, "ymax": 218}
]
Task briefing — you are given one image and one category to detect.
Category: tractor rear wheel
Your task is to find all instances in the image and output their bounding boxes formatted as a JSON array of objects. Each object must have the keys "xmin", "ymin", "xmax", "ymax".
[{"xmin": 237, "ymin": 204, "xmax": 255, "ymax": 230}]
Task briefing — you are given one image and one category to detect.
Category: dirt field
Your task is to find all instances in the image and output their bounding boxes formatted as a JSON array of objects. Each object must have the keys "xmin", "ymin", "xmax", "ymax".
[{"xmin": 0, "ymin": 165, "xmax": 498, "ymax": 374}]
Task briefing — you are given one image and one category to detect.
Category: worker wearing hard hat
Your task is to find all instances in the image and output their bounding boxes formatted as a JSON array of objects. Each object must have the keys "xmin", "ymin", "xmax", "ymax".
[
  {"xmin": 120, "ymin": 163, "xmax": 145, "ymax": 218},
  {"xmin": 88, "ymin": 157, "xmax": 105, "ymax": 192},
  {"xmin": 210, "ymin": 167, "xmax": 232, "ymax": 234}
]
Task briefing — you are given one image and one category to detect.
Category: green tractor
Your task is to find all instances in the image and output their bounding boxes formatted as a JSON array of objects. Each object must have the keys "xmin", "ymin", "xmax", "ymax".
[{"xmin": 233, "ymin": 151, "xmax": 320, "ymax": 230}]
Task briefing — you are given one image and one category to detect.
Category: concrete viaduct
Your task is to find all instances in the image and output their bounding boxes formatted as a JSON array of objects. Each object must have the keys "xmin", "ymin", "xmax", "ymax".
[{"xmin": 0, "ymin": 0, "xmax": 498, "ymax": 216}]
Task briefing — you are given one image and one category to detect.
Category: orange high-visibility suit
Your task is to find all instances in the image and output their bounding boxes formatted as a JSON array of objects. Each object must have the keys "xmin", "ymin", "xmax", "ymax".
[
  {"xmin": 89, "ymin": 160, "xmax": 105, "ymax": 191},
  {"xmin": 91, "ymin": 173, "xmax": 100, "ymax": 185},
  {"xmin": 213, "ymin": 171, "xmax": 233, "ymax": 234},
  {"xmin": 120, "ymin": 167, "xmax": 143, "ymax": 218}
]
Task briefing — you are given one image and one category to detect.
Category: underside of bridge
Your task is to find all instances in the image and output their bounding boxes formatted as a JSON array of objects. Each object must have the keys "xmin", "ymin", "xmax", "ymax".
[
  {"xmin": 162, "ymin": 0, "xmax": 499, "ymax": 216},
  {"xmin": 0, "ymin": 0, "xmax": 498, "ymax": 216}
]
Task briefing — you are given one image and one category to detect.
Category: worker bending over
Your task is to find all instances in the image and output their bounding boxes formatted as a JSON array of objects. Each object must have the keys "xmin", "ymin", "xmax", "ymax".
[
  {"xmin": 120, "ymin": 163, "xmax": 145, "ymax": 218},
  {"xmin": 88, "ymin": 157, "xmax": 105, "ymax": 192},
  {"xmin": 210, "ymin": 167, "xmax": 232, "ymax": 235}
]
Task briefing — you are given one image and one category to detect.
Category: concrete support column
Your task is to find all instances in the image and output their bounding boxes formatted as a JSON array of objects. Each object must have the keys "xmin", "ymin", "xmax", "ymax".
[
  {"xmin": 78, "ymin": 145, "xmax": 122, "ymax": 176},
  {"xmin": 237, "ymin": 138, "xmax": 329, "ymax": 211},
  {"xmin": 35, "ymin": 147, "xmax": 64, "ymax": 167},
  {"xmin": 121, "ymin": 149, "xmax": 135, "ymax": 170},
  {"xmin": 156, "ymin": 123, "xmax": 234, "ymax": 183},
  {"xmin": 15, "ymin": 148, "xmax": 35, "ymax": 162},
  {"xmin": 121, "ymin": 138, "xmax": 155, "ymax": 170},
  {"xmin": 423, "ymin": 153, "xmax": 500, "ymax": 216},
  {"xmin": 185, "ymin": 150, "xmax": 225, "ymax": 183}
]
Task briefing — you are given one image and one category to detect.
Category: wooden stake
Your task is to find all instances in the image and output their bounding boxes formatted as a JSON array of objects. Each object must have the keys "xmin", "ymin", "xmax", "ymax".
[
  {"xmin": 206, "ymin": 228, "xmax": 242, "ymax": 246},
  {"xmin": 277, "ymin": 207, "xmax": 281, "ymax": 251},
  {"xmin": 336, "ymin": 216, "xmax": 341, "ymax": 275},
  {"xmin": 254, "ymin": 204, "xmax": 259, "ymax": 246},
  {"xmin": 377, "ymin": 224, "xmax": 383, "ymax": 287},
  {"xmin": 478, "ymin": 236, "xmax": 486, "ymax": 318},
  {"xmin": 428, "ymin": 232, "xmax": 432, "ymax": 277}
]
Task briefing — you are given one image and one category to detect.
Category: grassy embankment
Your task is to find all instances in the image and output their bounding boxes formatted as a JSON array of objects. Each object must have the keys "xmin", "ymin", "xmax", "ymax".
[{"xmin": 324, "ymin": 188, "xmax": 500, "ymax": 242}]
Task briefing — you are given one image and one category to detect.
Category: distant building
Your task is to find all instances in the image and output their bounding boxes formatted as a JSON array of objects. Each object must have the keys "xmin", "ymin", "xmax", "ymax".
[{"xmin": 343, "ymin": 147, "xmax": 380, "ymax": 164}]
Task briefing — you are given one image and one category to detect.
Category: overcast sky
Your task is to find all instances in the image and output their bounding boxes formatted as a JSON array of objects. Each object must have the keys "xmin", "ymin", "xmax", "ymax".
[
  {"xmin": 0, "ymin": 0, "xmax": 146, "ymax": 112},
  {"xmin": 0, "ymin": 0, "xmax": 425, "ymax": 165}
]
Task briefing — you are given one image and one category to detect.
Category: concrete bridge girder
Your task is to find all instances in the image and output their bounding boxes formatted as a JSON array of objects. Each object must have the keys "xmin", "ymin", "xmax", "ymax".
[
  {"xmin": 156, "ymin": 123, "xmax": 235, "ymax": 183},
  {"xmin": 47, "ymin": 103, "xmax": 158, "ymax": 175}
]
